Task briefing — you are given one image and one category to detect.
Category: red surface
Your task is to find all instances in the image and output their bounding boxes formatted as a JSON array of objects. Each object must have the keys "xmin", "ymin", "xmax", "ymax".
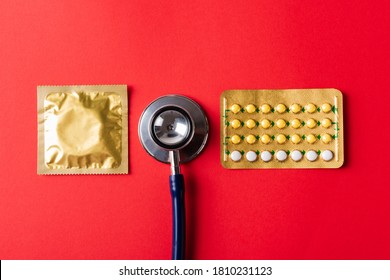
[{"xmin": 0, "ymin": 0, "xmax": 389, "ymax": 260}]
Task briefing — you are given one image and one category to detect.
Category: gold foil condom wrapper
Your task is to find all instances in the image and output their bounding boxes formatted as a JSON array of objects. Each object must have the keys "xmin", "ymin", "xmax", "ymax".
[{"xmin": 38, "ymin": 85, "xmax": 128, "ymax": 174}]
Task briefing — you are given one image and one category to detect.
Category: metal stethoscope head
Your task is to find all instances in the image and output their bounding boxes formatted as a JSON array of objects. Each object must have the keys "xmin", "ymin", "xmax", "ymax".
[{"xmin": 138, "ymin": 95, "xmax": 208, "ymax": 259}]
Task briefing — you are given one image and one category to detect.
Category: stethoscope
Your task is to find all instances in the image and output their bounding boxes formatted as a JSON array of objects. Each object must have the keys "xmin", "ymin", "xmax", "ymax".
[{"xmin": 138, "ymin": 95, "xmax": 209, "ymax": 260}]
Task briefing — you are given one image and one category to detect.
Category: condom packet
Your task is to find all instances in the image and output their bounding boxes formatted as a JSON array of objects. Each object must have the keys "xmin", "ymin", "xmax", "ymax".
[
  {"xmin": 37, "ymin": 85, "xmax": 128, "ymax": 174},
  {"xmin": 221, "ymin": 89, "xmax": 344, "ymax": 169}
]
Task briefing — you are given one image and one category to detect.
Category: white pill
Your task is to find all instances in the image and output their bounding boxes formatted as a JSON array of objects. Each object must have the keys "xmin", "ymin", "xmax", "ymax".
[
  {"xmin": 246, "ymin": 151, "xmax": 258, "ymax": 162},
  {"xmin": 230, "ymin": 150, "xmax": 242, "ymax": 162},
  {"xmin": 290, "ymin": 150, "xmax": 303, "ymax": 162},
  {"xmin": 321, "ymin": 150, "xmax": 333, "ymax": 161},
  {"xmin": 261, "ymin": 151, "xmax": 272, "ymax": 162},
  {"xmin": 306, "ymin": 150, "xmax": 318, "ymax": 162},
  {"xmin": 276, "ymin": 150, "xmax": 288, "ymax": 162}
]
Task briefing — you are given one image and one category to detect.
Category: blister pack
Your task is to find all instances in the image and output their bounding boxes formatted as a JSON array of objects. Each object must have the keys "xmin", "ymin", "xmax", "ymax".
[{"xmin": 221, "ymin": 89, "xmax": 343, "ymax": 169}]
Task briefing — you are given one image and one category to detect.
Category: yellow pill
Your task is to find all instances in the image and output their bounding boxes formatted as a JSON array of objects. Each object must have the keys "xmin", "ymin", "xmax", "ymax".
[
  {"xmin": 321, "ymin": 133, "xmax": 332, "ymax": 144},
  {"xmin": 260, "ymin": 119, "xmax": 271, "ymax": 129},
  {"xmin": 246, "ymin": 134, "xmax": 257, "ymax": 144},
  {"xmin": 246, "ymin": 119, "xmax": 256, "ymax": 129},
  {"xmin": 231, "ymin": 104, "xmax": 241, "ymax": 114},
  {"xmin": 261, "ymin": 104, "xmax": 271, "ymax": 114},
  {"xmin": 321, "ymin": 103, "xmax": 332, "ymax": 113},
  {"xmin": 261, "ymin": 134, "xmax": 271, "ymax": 144},
  {"xmin": 276, "ymin": 134, "xmax": 287, "ymax": 144},
  {"xmin": 291, "ymin": 118, "xmax": 301, "ymax": 129},
  {"xmin": 305, "ymin": 103, "xmax": 317, "ymax": 113},
  {"xmin": 321, "ymin": 118, "xmax": 332, "ymax": 128},
  {"xmin": 245, "ymin": 104, "xmax": 256, "ymax": 113},
  {"xmin": 231, "ymin": 134, "xmax": 241, "ymax": 144},
  {"xmin": 290, "ymin": 103, "xmax": 302, "ymax": 114},
  {"xmin": 306, "ymin": 134, "xmax": 317, "ymax": 144},
  {"xmin": 276, "ymin": 103, "xmax": 287, "ymax": 113},
  {"xmin": 291, "ymin": 134, "xmax": 301, "ymax": 144},
  {"xmin": 306, "ymin": 118, "xmax": 317, "ymax": 129},
  {"xmin": 231, "ymin": 119, "xmax": 241, "ymax": 129},
  {"xmin": 276, "ymin": 119, "xmax": 286, "ymax": 129}
]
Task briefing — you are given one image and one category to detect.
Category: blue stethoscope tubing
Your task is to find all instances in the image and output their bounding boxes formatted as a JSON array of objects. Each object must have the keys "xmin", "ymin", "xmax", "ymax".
[{"xmin": 170, "ymin": 174, "xmax": 185, "ymax": 260}]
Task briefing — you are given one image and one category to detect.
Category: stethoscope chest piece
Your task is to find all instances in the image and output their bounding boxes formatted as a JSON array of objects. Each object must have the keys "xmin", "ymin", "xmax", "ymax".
[{"xmin": 139, "ymin": 95, "xmax": 208, "ymax": 163}]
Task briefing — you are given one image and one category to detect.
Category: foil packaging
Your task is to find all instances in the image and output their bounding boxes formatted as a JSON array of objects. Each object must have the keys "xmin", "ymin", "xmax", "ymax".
[
  {"xmin": 37, "ymin": 85, "xmax": 128, "ymax": 174},
  {"xmin": 221, "ymin": 89, "xmax": 344, "ymax": 169}
]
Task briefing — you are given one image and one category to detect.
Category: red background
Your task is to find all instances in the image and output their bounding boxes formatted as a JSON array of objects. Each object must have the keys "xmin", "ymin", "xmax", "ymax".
[{"xmin": 0, "ymin": 0, "xmax": 389, "ymax": 259}]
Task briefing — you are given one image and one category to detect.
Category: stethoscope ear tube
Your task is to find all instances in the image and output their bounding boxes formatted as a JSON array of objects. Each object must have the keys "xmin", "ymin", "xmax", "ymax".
[{"xmin": 169, "ymin": 174, "xmax": 185, "ymax": 260}]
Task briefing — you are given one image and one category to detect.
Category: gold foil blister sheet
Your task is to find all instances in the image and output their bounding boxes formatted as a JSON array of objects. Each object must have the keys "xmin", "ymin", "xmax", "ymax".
[
  {"xmin": 221, "ymin": 89, "xmax": 344, "ymax": 169},
  {"xmin": 38, "ymin": 85, "xmax": 128, "ymax": 174}
]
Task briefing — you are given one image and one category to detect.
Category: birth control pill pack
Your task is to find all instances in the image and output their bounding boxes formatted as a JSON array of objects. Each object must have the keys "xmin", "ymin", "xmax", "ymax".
[{"xmin": 220, "ymin": 89, "xmax": 344, "ymax": 169}]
